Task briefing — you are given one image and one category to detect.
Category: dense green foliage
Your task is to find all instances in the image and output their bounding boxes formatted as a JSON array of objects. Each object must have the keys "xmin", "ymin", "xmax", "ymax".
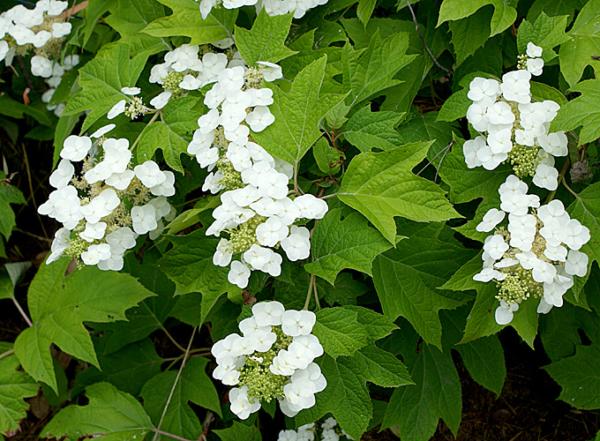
[{"xmin": 1, "ymin": 0, "xmax": 600, "ymax": 440}]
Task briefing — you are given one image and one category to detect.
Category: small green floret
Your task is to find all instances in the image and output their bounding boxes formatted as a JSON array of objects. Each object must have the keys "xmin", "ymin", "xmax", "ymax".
[
  {"xmin": 238, "ymin": 327, "xmax": 292, "ymax": 402},
  {"xmin": 508, "ymin": 145, "xmax": 540, "ymax": 177},
  {"xmin": 496, "ymin": 266, "xmax": 543, "ymax": 304}
]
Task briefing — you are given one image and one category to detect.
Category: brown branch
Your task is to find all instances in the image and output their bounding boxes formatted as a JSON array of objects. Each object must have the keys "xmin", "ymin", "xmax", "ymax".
[{"xmin": 61, "ymin": 1, "xmax": 89, "ymax": 19}]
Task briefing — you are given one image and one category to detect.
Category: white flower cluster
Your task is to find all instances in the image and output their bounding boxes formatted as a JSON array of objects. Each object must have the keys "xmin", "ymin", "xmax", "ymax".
[
  {"xmin": 0, "ymin": 0, "xmax": 71, "ymax": 64},
  {"xmin": 278, "ymin": 418, "xmax": 353, "ymax": 441},
  {"xmin": 211, "ymin": 301, "xmax": 326, "ymax": 419},
  {"xmin": 1, "ymin": 1, "xmax": 72, "ymax": 74},
  {"xmin": 0, "ymin": 1, "xmax": 76, "ymax": 115},
  {"xmin": 148, "ymin": 44, "xmax": 235, "ymax": 110},
  {"xmin": 199, "ymin": 0, "xmax": 329, "ymax": 19},
  {"xmin": 473, "ymin": 175, "xmax": 590, "ymax": 324},
  {"xmin": 40, "ymin": 54, "xmax": 79, "ymax": 116},
  {"xmin": 39, "ymin": 123, "xmax": 176, "ymax": 270},
  {"xmin": 183, "ymin": 48, "xmax": 327, "ymax": 288},
  {"xmin": 464, "ymin": 42, "xmax": 567, "ymax": 190}
]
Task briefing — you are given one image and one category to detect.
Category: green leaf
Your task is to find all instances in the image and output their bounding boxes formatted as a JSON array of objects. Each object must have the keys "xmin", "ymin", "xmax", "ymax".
[
  {"xmin": 81, "ymin": 0, "xmax": 115, "ymax": 46},
  {"xmin": 166, "ymin": 197, "xmax": 220, "ymax": 235},
  {"xmin": 342, "ymin": 106, "xmax": 405, "ymax": 152},
  {"xmin": 527, "ymin": 0, "xmax": 584, "ymax": 21},
  {"xmin": 143, "ymin": 0, "xmax": 236, "ymax": 44},
  {"xmin": 42, "ymin": 382, "xmax": 153, "ymax": 440},
  {"xmin": 313, "ymin": 307, "xmax": 370, "ymax": 358},
  {"xmin": 0, "ymin": 181, "xmax": 25, "ymax": 240},
  {"xmin": 105, "ymin": 0, "xmax": 165, "ymax": 36},
  {"xmin": 159, "ymin": 230, "xmax": 240, "ymax": 324},
  {"xmin": 457, "ymin": 335, "xmax": 506, "ymax": 396},
  {"xmin": 540, "ymin": 302, "xmax": 600, "ymax": 361},
  {"xmin": 137, "ymin": 96, "xmax": 203, "ymax": 172},
  {"xmin": 437, "ymin": 87, "xmax": 470, "ymax": 122},
  {"xmin": 351, "ymin": 345, "xmax": 413, "ymax": 388},
  {"xmin": 304, "ymin": 208, "xmax": 393, "ymax": 284},
  {"xmin": 343, "ymin": 31, "xmax": 417, "ymax": 106},
  {"xmin": 448, "ymin": 8, "xmax": 492, "ymax": 65},
  {"xmin": 568, "ymin": 182, "xmax": 600, "ymax": 268},
  {"xmin": 298, "ymin": 345, "xmax": 412, "ymax": 439},
  {"xmin": 253, "ymin": 56, "xmax": 344, "ymax": 165},
  {"xmin": 438, "ymin": 137, "xmax": 509, "ymax": 242},
  {"xmin": 346, "ymin": 305, "xmax": 398, "ymax": 342},
  {"xmin": 437, "ymin": 0, "xmax": 517, "ymax": 37},
  {"xmin": 357, "ymin": 0, "xmax": 377, "ymax": 25},
  {"xmin": 234, "ymin": 9, "xmax": 296, "ymax": 65},
  {"xmin": 559, "ymin": 0, "xmax": 600, "ymax": 87},
  {"xmin": 63, "ymin": 43, "xmax": 150, "ymax": 132},
  {"xmin": 394, "ymin": 112, "xmax": 456, "ymax": 163},
  {"xmin": 142, "ymin": 357, "xmax": 221, "ymax": 440},
  {"xmin": 517, "ymin": 12, "xmax": 570, "ymax": 61},
  {"xmin": 14, "ymin": 260, "xmax": 154, "ymax": 391},
  {"xmin": 551, "ymin": 80, "xmax": 600, "ymax": 145},
  {"xmin": 0, "ymin": 96, "xmax": 53, "ymax": 126},
  {"xmin": 545, "ymin": 344, "xmax": 600, "ymax": 409},
  {"xmin": 382, "ymin": 345, "xmax": 462, "ymax": 440},
  {"xmin": 440, "ymin": 252, "xmax": 483, "ymax": 292},
  {"xmin": 0, "ymin": 344, "xmax": 38, "ymax": 435},
  {"xmin": 460, "ymin": 285, "xmax": 503, "ymax": 343},
  {"xmin": 215, "ymin": 422, "xmax": 262, "ymax": 441},
  {"xmin": 440, "ymin": 138, "xmax": 509, "ymax": 206},
  {"xmin": 372, "ymin": 225, "xmax": 474, "ymax": 348},
  {"xmin": 339, "ymin": 142, "xmax": 461, "ymax": 243},
  {"xmin": 92, "ymin": 257, "xmax": 176, "ymax": 353},
  {"xmin": 295, "ymin": 355, "xmax": 371, "ymax": 439},
  {"xmin": 76, "ymin": 339, "xmax": 163, "ymax": 396}
]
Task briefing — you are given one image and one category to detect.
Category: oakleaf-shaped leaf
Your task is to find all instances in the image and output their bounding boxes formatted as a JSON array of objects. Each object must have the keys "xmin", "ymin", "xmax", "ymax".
[
  {"xmin": 105, "ymin": 0, "xmax": 165, "ymax": 36},
  {"xmin": 42, "ymin": 382, "xmax": 153, "ymax": 440},
  {"xmin": 141, "ymin": 357, "xmax": 221, "ymax": 440},
  {"xmin": 559, "ymin": 0, "xmax": 600, "ymax": 87},
  {"xmin": 296, "ymin": 355, "xmax": 371, "ymax": 439},
  {"xmin": 75, "ymin": 339, "xmax": 164, "ymax": 396},
  {"xmin": 0, "ymin": 343, "xmax": 38, "ymax": 435},
  {"xmin": 551, "ymin": 80, "xmax": 600, "ymax": 145},
  {"xmin": 382, "ymin": 345, "xmax": 462, "ymax": 441},
  {"xmin": 63, "ymin": 43, "xmax": 151, "ymax": 132},
  {"xmin": 305, "ymin": 208, "xmax": 393, "ymax": 284},
  {"xmin": 517, "ymin": 12, "xmax": 570, "ymax": 61},
  {"xmin": 297, "ymin": 349, "xmax": 411, "ymax": 439},
  {"xmin": 234, "ymin": 9, "xmax": 296, "ymax": 65},
  {"xmin": 545, "ymin": 344, "xmax": 600, "ymax": 409},
  {"xmin": 158, "ymin": 230, "xmax": 240, "ymax": 324},
  {"xmin": 14, "ymin": 260, "xmax": 154, "ymax": 391},
  {"xmin": 143, "ymin": 0, "xmax": 237, "ymax": 44},
  {"xmin": 338, "ymin": 142, "xmax": 461, "ymax": 243},
  {"xmin": 253, "ymin": 56, "xmax": 344, "ymax": 165},
  {"xmin": 313, "ymin": 307, "xmax": 369, "ymax": 358},
  {"xmin": 343, "ymin": 31, "xmax": 416, "ymax": 107},
  {"xmin": 341, "ymin": 106, "xmax": 405, "ymax": 152},
  {"xmin": 372, "ymin": 224, "xmax": 474, "ymax": 348}
]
